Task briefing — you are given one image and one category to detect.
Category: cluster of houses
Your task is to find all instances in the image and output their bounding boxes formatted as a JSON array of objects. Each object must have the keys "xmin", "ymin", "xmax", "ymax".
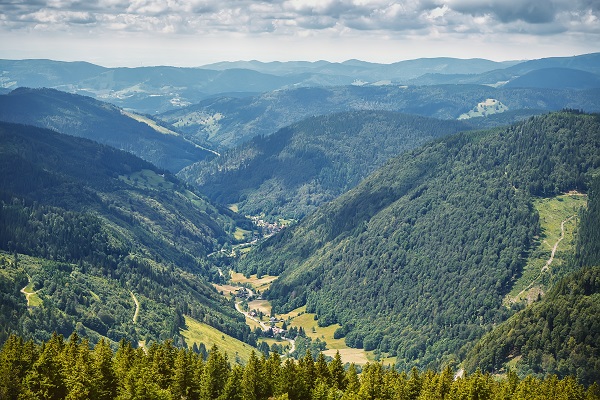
[{"xmin": 249, "ymin": 216, "xmax": 286, "ymax": 237}]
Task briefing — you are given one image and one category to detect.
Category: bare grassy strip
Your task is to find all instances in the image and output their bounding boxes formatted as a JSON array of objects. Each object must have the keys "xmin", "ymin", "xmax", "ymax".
[
  {"xmin": 181, "ymin": 315, "xmax": 257, "ymax": 363},
  {"xmin": 505, "ymin": 193, "xmax": 586, "ymax": 305}
]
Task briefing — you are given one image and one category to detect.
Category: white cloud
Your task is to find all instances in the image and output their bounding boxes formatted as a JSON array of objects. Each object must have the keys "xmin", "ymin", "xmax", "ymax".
[{"xmin": 0, "ymin": 0, "xmax": 598, "ymax": 64}]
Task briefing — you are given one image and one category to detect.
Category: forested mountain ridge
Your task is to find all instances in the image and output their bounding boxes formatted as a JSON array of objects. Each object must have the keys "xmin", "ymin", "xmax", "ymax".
[
  {"xmin": 179, "ymin": 111, "xmax": 471, "ymax": 219},
  {"xmin": 0, "ymin": 121, "xmax": 250, "ymax": 346},
  {"xmin": 238, "ymin": 111, "xmax": 600, "ymax": 371},
  {"xmin": 159, "ymin": 84, "xmax": 600, "ymax": 149},
  {"xmin": 0, "ymin": 87, "xmax": 214, "ymax": 172},
  {"xmin": 463, "ymin": 176, "xmax": 600, "ymax": 385}
]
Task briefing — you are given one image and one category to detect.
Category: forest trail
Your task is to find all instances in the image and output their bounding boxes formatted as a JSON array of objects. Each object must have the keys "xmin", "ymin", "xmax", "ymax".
[
  {"xmin": 541, "ymin": 215, "xmax": 575, "ymax": 272},
  {"xmin": 514, "ymin": 215, "xmax": 575, "ymax": 302},
  {"xmin": 130, "ymin": 291, "xmax": 140, "ymax": 324},
  {"xmin": 20, "ymin": 275, "xmax": 41, "ymax": 307}
]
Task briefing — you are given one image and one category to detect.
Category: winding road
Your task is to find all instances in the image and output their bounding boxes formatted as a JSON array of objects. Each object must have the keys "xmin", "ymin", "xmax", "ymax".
[
  {"xmin": 541, "ymin": 215, "xmax": 575, "ymax": 273},
  {"xmin": 515, "ymin": 215, "xmax": 575, "ymax": 301},
  {"xmin": 234, "ymin": 300, "xmax": 295, "ymax": 355},
  {"xmin": 130, "ymin": 291, "xmax": 140, "ymax": 324}
]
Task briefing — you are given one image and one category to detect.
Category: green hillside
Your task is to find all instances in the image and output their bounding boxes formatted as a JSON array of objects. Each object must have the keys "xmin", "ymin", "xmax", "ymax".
[
  {"xmin": 159, "ymin": 84, "xmax": 600, "ymax": 150},
  {"xmin": 180, "ymin": 111, "xmax": 470, "ymax": 219},
  {"xmin": 0, "ymin": 88, "xmax": 214, "ymax": 172},
  {"xmin": 0, "ymin": 121, "xmax": 250, "ymax": 346},
  {"xmin": 238, "ymin": 111, "xmax": 600, "ymax": 371},
  {"xmin": 464, "ymin": 176, "xmax": 600, "ymax": 385}
]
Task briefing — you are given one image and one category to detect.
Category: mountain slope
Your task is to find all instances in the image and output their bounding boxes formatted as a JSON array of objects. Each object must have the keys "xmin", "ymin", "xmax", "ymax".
[
  {"xmin": 0, "ymin": 121, "xmax": 249, "ymax": 345},
  {"xmin": 0, "ymin": 59, "xmax": 355, "ymax": 113},
  {"xmin": 0, "ymin": 87, "xmax": 213, "ymax": 172},
  {"xmin": 504, "ymin": 68, "xmax": 600, "ymax": 90},
  {"xmin": 201, "ymin": 57, "xmax": 519, "ymax": 81},
  {"xmin": 238, "ymin": 111, "xmax": 600, "ymax": 370},
  {"xmin": 464, "ymin": 176, "xmax": 600, "ymax": 385},
  {"xmin": 463, "ymin": 266, "xmax": 600, "ymax": 386},
  {"xmin": 179, "ymin": 111, "xmax": 471, "ymax": 219},
  {"xmin": 409, "ymin": 52, "xmax": 600, "ymax": 86},
  {"xmin": 159, "ymin": 85, "xmax": 600, "ymax": 149}
]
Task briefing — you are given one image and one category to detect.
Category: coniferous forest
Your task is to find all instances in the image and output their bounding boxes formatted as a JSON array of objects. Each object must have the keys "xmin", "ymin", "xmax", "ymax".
[{"xmin": 1, "ymin": 334, "xmax": 599, "ymax": 400}]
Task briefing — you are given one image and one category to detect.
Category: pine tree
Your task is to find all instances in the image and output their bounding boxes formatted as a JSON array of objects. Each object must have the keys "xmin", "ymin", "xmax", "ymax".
[
  {"xmin": 218, "ymin": 364, "xmax": 243, "ymax": 400},
  {"xmin": 263, "ymin": 351, "xmax": 282, "ymax": 399},
  {"xmin": 241, "ymin": 351, "xmax": 265, "ymax": 400},
  {"xmin": 302, "ymin": 349, "xmax": 316, "ymax": 391},
  {"xmin": 0, "ymin": 335, "xmax": 36, "ymax": 400},
  {"xmin": 344, "ymin": 364, "xmax": 361, "ymax": 395},
  {"xmin": 64, "ymin": 339, "xmax": 96, "ymax": 400},
  {"xmin": 278, "ymin": 358, "xmax": 306, "ymax": 400},
  {"xmin": 21, "ymin": 332, "xmax": 67, "ymax": 400},
  {"xmin": 93, "ymin": 338, "xmax": 117, "ymax": 400},
  {"xmin": 329, "ymin": 351, "xmax": 346, "ymax": 391},
  {"xmin": 200, "ymin": 345, "xmax": 230, "ymax": 400},
  {"xmin": 315, "ymin": 352, "xmax": 332, "ymax": 387},
  {"xmin": 357, "ymin": 363, "xmax": 385, "ymax": 400},
  {"xmin": 171, "ymin": 348, "xmax": 192, "ymax": 400}
]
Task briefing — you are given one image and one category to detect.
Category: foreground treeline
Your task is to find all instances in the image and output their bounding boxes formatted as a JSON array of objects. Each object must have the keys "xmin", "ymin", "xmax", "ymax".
[{"xmin": 1, "ymin": 333, "xmax": 598, "ymax": 400}]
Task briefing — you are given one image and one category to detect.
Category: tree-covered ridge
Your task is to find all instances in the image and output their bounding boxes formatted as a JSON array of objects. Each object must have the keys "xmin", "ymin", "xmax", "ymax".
[
  {"xmin": 179, "ymin": 111, "xmax": 470, "ymax": 219},
  {"xmin": 238, "ymin": 111, "xmax": 600, "ymax": 371},
  {"xmin": 463, "ymin": 266, "xmax": 600, "ymax": 386},
  {"xmin": 463, "ymin": 176, "xmax": 600, "ymax": 385},
  {"xmin": 159, "ymin": 84, "xmax": 600, "ymax": 150},
  {"xmin": 0, "ymin": 122, "xmax": 250, "ymax": 346},
  {"xmin": 0, "ymin": 88, "xmax": 214, "ymax": 172},
  {"xmin": 1, "ymin": 333, "xmax": 598, "ymax": 400}
]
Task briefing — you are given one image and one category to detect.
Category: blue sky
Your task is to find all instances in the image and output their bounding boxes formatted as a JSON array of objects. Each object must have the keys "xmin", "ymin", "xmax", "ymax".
[{"xmin": 1, "ymin": 0, "xmax": 599, "ymax": 66}]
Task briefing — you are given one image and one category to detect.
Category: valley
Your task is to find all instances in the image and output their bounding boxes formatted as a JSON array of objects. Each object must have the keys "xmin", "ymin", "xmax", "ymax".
[{"xmin": 0, "ymin": 52, "xmax": 599, "ymax": 397}]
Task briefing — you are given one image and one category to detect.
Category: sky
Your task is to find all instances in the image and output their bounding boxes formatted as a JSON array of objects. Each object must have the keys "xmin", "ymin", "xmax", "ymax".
[{"xmin": 1, "ymin": 0, "xmax": 599, "ymax": 67}]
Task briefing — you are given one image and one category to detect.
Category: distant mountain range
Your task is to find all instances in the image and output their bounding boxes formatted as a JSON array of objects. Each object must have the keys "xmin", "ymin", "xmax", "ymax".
[
  {"xmin": 160, "ymin": 85, "xmax": 600, "ymax": 149},
  {"xmin": 1, "ymin": 53, "xmax": 599, "ymax": 114}
]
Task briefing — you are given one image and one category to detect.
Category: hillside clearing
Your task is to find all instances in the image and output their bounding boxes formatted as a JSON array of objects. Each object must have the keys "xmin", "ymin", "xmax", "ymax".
[
  {"xmin": 505, "ymin": 193, "xmax": 586, "ymax": 305},
  {"xmin": 181, "ymin": 315, "xmax": 257, "ymax": 363},
  {"xmin": 230, "ymin": 272, "xmax": 278, "ymax": 293}
]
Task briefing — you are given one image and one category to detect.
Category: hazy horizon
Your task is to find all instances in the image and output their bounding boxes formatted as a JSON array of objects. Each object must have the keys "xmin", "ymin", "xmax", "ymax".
[{"xmin": 1, "ymin": 1, "xmax": 599, "ymax": 68}]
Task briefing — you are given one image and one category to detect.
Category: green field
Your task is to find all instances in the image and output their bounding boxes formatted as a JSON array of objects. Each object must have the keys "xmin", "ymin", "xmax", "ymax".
[
  {"xmin": 233, "ymin": 227, "xmax": 251, "ymax": 241},
  {"xmin": 281, "ymin": 306, "xmax": 371, "ymax": 365},
  {"xmin": 505, "ymin": 193, "xmax": 587, "ymax": 305},
  {"xmin": 181, "ymin": 316, "xmax": 257, "ymax": 364},
  {"xmin": 230, "ymin": 272, "xmax": 278, "ymax": 293}
]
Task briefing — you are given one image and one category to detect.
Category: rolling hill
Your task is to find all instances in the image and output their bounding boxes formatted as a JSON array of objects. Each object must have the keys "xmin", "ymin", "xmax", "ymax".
[
  {"xmin": 159, "ymin": 84, "xmax": 600, "ymax": 150},
  {"xmin": 0, "ymin": 121, "xmax": 250, "ymax": 346},
  {"xmin": 237, "ymin": 111, "xmax": 600, "ymax": 371},
  {"xmin": 408, "ymin": 52, "xmax": 600, "ymax": 86},
  {"xmin": 0, "ymin": 88, "xmax": 214, "ymax": 172},
  {"xmin": 179, "ymin": 111, "xmax": 472, "ymax": 219},
  {"xmin": 503, "ymin": 68, "xmax": 600, "ymax": 90}
]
